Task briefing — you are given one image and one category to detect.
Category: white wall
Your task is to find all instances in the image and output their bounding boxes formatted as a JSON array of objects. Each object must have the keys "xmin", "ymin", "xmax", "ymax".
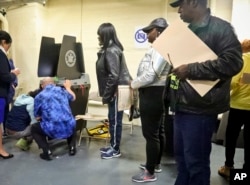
[
  {"xmin": 209, "ymin": 0, "xmax": 250, "ymax": 42},
  {"xmin": 7, "ymin": 3, "xmax": 48, "ymax": 92},
  {"xmin": 231, "ymin": 0, "xmax": 250, "ymax": 41},
  {"xmin": 209, "ymin": 0, "xmax": 233, "ymax": 22}
]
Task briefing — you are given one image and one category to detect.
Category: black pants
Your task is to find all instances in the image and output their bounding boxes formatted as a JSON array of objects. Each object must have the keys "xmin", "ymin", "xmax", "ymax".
[
  {"xmin": 225, "ymin": 108, "xmax": 249, "ymax": 170},
  {"xmin": 139, "ymin": 86, "xmax": 165, "ymax": 175},
  {"xmin": 31, "ymin": 122, "xmax": 76, "ymax": 153},
  {"xmin": 164, "ymin": 113, "xmax": 174, "ymax": 156}
]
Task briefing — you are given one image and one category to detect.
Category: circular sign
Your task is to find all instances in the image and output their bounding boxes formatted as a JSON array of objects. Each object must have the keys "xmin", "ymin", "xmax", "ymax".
[
  {"xmin": 134, "ymin": 29, "xmax": 147, "ymax": 43},
  {"xmin": 65, "ymin": 50, "xmax": 76, "ymax": 67}
]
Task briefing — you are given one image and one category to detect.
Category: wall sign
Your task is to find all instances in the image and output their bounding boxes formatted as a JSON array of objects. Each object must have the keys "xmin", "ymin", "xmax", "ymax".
[{"xmin": 134, "ymin": 26, "xmax": 149, "ymax": 48}]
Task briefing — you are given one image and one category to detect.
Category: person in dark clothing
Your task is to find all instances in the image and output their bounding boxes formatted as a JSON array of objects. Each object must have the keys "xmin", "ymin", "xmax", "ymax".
[
  {"xmin": 96, "ymin": 23, "xmax": 132, "ymax": 159},
  {"xmin": 168, "ymin": 0, "xmax": 243, "ymax": 185},
  {"xmin": 31, "ymin": 77, "xmax": 77, "ymax": 161},
  {"xmin": 0, "ymin": 30, "xmax": 20, "ymax": 159},
  {"xmin": 5, "ymin": 89, "xmax": 41, "ymax": 151},
  {"xmin": 3, "ymin": 58, "xmax": 18, "ymax": 137},
  {"xmin": 131, "ymin": 18, "xmax": 171, "ymax": 183},
  {"xmin": 218, "ymin": 39, "xmax": 250, "ymax": 179}
]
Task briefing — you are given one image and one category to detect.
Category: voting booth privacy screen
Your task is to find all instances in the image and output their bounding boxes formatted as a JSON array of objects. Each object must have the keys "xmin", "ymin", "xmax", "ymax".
[{"xmin": 37, "ymin": 35, "xmax": 91, "ymax": 131}]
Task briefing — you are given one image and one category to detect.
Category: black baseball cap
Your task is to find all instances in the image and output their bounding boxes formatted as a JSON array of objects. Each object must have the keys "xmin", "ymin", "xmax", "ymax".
[
  {"xmin": 169, "ymin": 0, "xmax": 183, "ymax": 7},
  {"xmin": 142, "ymin": 18, "xmax": 168, "ymax": 33}
]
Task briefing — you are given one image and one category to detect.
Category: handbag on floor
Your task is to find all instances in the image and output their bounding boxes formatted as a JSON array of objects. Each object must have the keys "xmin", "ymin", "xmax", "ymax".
[{"xmin": 86, "ymin": 121, "xmax": 110, "ymax": 138}]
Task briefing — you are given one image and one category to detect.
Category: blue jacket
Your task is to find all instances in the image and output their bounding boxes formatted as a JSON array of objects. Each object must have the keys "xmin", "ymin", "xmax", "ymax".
[{"xmin": 34, "ymin": 85, "xmax": 76, "ymax": 139}]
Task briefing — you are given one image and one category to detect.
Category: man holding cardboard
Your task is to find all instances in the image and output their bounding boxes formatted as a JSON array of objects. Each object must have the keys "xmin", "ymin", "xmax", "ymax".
[{"xmin": 165, "ymin": 0, "xmax": 243, "ymax": 185}]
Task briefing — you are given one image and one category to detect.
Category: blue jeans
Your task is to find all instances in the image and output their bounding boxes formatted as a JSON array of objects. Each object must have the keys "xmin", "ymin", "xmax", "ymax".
[
  {"xmin": 174, "ymin": 112, "xmax": 217, "ymax": 185},
  {"xmin": 108, "ymin": 96, "xmax": 123, "ymax": 151}
]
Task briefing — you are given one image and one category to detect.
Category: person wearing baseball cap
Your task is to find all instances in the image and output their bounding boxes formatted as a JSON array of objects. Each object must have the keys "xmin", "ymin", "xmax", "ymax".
[
  {"xmin": 131, "ymin": 18, "xmax": 172, "ymax": 182},
  {"xmin": 169, "ymin": 0, "xmax": 183, "ymax": 7},
  {"xmin": 142, "ymin": 18, "xmax": 168, "ymax": 33},
  {"xmin": 165, "ymin": 0, "xmax": 243, "ymax": 185}
]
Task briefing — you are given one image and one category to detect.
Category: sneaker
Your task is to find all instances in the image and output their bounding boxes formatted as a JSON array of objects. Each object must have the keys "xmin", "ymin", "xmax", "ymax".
[
  {"xmin": 101, "ymin": 148, "xmax": 121, "ymax": 159},
  {"xmin": 139, "ymin": 164, "xmax": 162, "ymax": 173},
  {"xmin": 218, "ymin": 165, "xmax": 234, "ymax": 179},
  {"xmin": 100, "ymin": 146, "xmax": 112, "ymax": 153},
  {"xmin": 155, "ymin": 164, "xmax": 162, "ymax": 173},
  {"xmin": 132, "ymin": 169, "xmax": 157, "ymax": 183},
  {"xmin": 15, "ymin": 138, "xmax": 30, "ymax": 151}
]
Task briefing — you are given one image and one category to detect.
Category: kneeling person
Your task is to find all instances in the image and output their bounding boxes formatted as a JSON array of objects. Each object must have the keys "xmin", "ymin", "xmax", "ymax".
[
  {"xmin": 31, "ymin": 77, "xmax": 77, "ymax": 161},
  {"xmin": 5, "ymin": 89, "xmax": 41, "ymax": 150}
]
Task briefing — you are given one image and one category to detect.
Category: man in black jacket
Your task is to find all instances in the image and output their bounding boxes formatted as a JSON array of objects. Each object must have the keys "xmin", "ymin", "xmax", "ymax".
[{"xmin": 168, "ymin": 0, "xmax": 243, "ymax": 185}]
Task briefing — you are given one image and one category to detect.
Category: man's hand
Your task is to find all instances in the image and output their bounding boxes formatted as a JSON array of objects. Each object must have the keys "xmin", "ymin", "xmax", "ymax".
[
  {"xmin": 63, "ymin": 79, "xmax": 76, "ymax": 101},
  {"xmin": 172, "ymin": 64, "xmax": 189, "ymax": 80},
  {"xmin": 63, "ymin": 79, "xmax": 71, "ymax": 89}
]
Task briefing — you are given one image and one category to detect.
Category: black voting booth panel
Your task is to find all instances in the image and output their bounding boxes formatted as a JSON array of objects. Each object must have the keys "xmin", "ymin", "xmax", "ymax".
[
  {"xmin": 38, "ymin": 37, "xmax": 60, "ymax": 77},
  {"xmin": 57, "ymin": 36, "xmax": 85, "ymax": 79},
  {"xmin": 38, "ymin": 35, "xmax": 90, "ymax": 132}
]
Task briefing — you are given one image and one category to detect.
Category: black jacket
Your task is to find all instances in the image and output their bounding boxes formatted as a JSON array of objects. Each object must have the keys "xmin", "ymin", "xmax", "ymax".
[
  {"xmin": 169, "ymin": 11, "xmax": 243, "ymax": 115},
  {"xmin": 0, "ymin": 50, "xmax": 16, "ymax": 98},
  {"xmin": 96, "ymin": 43, "xmax": 131, "ymax": 104}
]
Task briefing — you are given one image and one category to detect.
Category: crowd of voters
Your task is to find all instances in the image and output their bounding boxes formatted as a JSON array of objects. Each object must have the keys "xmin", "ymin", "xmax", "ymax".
[{"xmin": 0, "ymin": 0, "xmax": 249, "ymax": 184}]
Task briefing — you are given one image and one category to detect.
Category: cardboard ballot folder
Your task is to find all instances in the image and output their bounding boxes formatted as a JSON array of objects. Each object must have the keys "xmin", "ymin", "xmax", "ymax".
[
  {"xmin": 117, "ymin": 85, "xmax": 133, "ymax": 111},
  {"xmin": 152, "ymin": 19, "xmax": 219, "ymax": 97}
]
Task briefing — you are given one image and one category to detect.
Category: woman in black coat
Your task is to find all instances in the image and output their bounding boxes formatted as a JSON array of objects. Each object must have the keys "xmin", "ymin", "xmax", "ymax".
[
  {"xmin": 0, "ymin": 30, "xmax": 20, "ymax": 159},
  {"xmin": 96, "ymin": 23, "xmax": 131, "ymax": 159}
]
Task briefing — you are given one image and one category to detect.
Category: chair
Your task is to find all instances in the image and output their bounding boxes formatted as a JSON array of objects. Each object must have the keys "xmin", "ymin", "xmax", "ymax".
[
  {"xmin": 123, "ymin": 110, "xmax": 134, "ymax": 135},
  {"xmin": 75, "ymin": 114, "xmax": 109, "ymax": 146}
]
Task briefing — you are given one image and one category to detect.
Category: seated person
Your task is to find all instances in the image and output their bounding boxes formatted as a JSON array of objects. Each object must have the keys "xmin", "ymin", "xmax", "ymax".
[
  {"xmin": 31, "ymin": 77, "xmax": 77, "ymax": 161},
  {"xmin": 5, "ymin": 89, "xmax": 42, "ymax": 151}
]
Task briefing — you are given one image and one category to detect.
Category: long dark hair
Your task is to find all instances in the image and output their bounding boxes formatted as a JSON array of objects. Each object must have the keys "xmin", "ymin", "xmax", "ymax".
[
  {"xmin": 0, "ymin": 30, "xmax": 12, "ymax": 44},
  {"xmin": 97, "ymin": 23, "xmax": 123, "ymax": 51}
]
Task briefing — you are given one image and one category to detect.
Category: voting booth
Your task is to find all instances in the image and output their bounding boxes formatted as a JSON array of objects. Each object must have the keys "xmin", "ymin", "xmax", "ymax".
[{"xmin": 37, "ymin": 35, "xmax": 91, "ymax": 133}]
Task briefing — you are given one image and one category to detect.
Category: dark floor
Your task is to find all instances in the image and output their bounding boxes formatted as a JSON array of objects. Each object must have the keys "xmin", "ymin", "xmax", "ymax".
[{"xmin": 1, "ymin": 123, "xmax": 243, "ymax": 185}]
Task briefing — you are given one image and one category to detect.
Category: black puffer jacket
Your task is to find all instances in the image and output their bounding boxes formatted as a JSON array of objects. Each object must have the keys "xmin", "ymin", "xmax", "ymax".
[
  {"xmin": 96, "ymin": 43, "xmax": 131, "ymax": 104},
  {"xmin": 169, "ymin": 11, "xmax": 243, "ymax": 115}
]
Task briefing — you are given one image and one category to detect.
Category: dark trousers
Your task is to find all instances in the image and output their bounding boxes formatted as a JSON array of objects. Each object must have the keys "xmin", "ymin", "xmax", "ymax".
[
  {"xmin": 225, "ymin": 108, "xmax": 250, "ymax": 170},
  {"xmin": 139, "ymin": 86, "xmax": 165, "ymax": 175},
  {"xmin": 31, "ymin": 122, "xmax": 76, "ymax": 152},
  {"xmin": 108, "ymin": 95, "xmax": 123, "ymax": 151},
  {"xmin": 174, "ymin": 112, "xmax": 217, "ymax": 185},
  {"xmin": 164, "ymin": 113, "xmax": 174, "ymax": 156}
]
